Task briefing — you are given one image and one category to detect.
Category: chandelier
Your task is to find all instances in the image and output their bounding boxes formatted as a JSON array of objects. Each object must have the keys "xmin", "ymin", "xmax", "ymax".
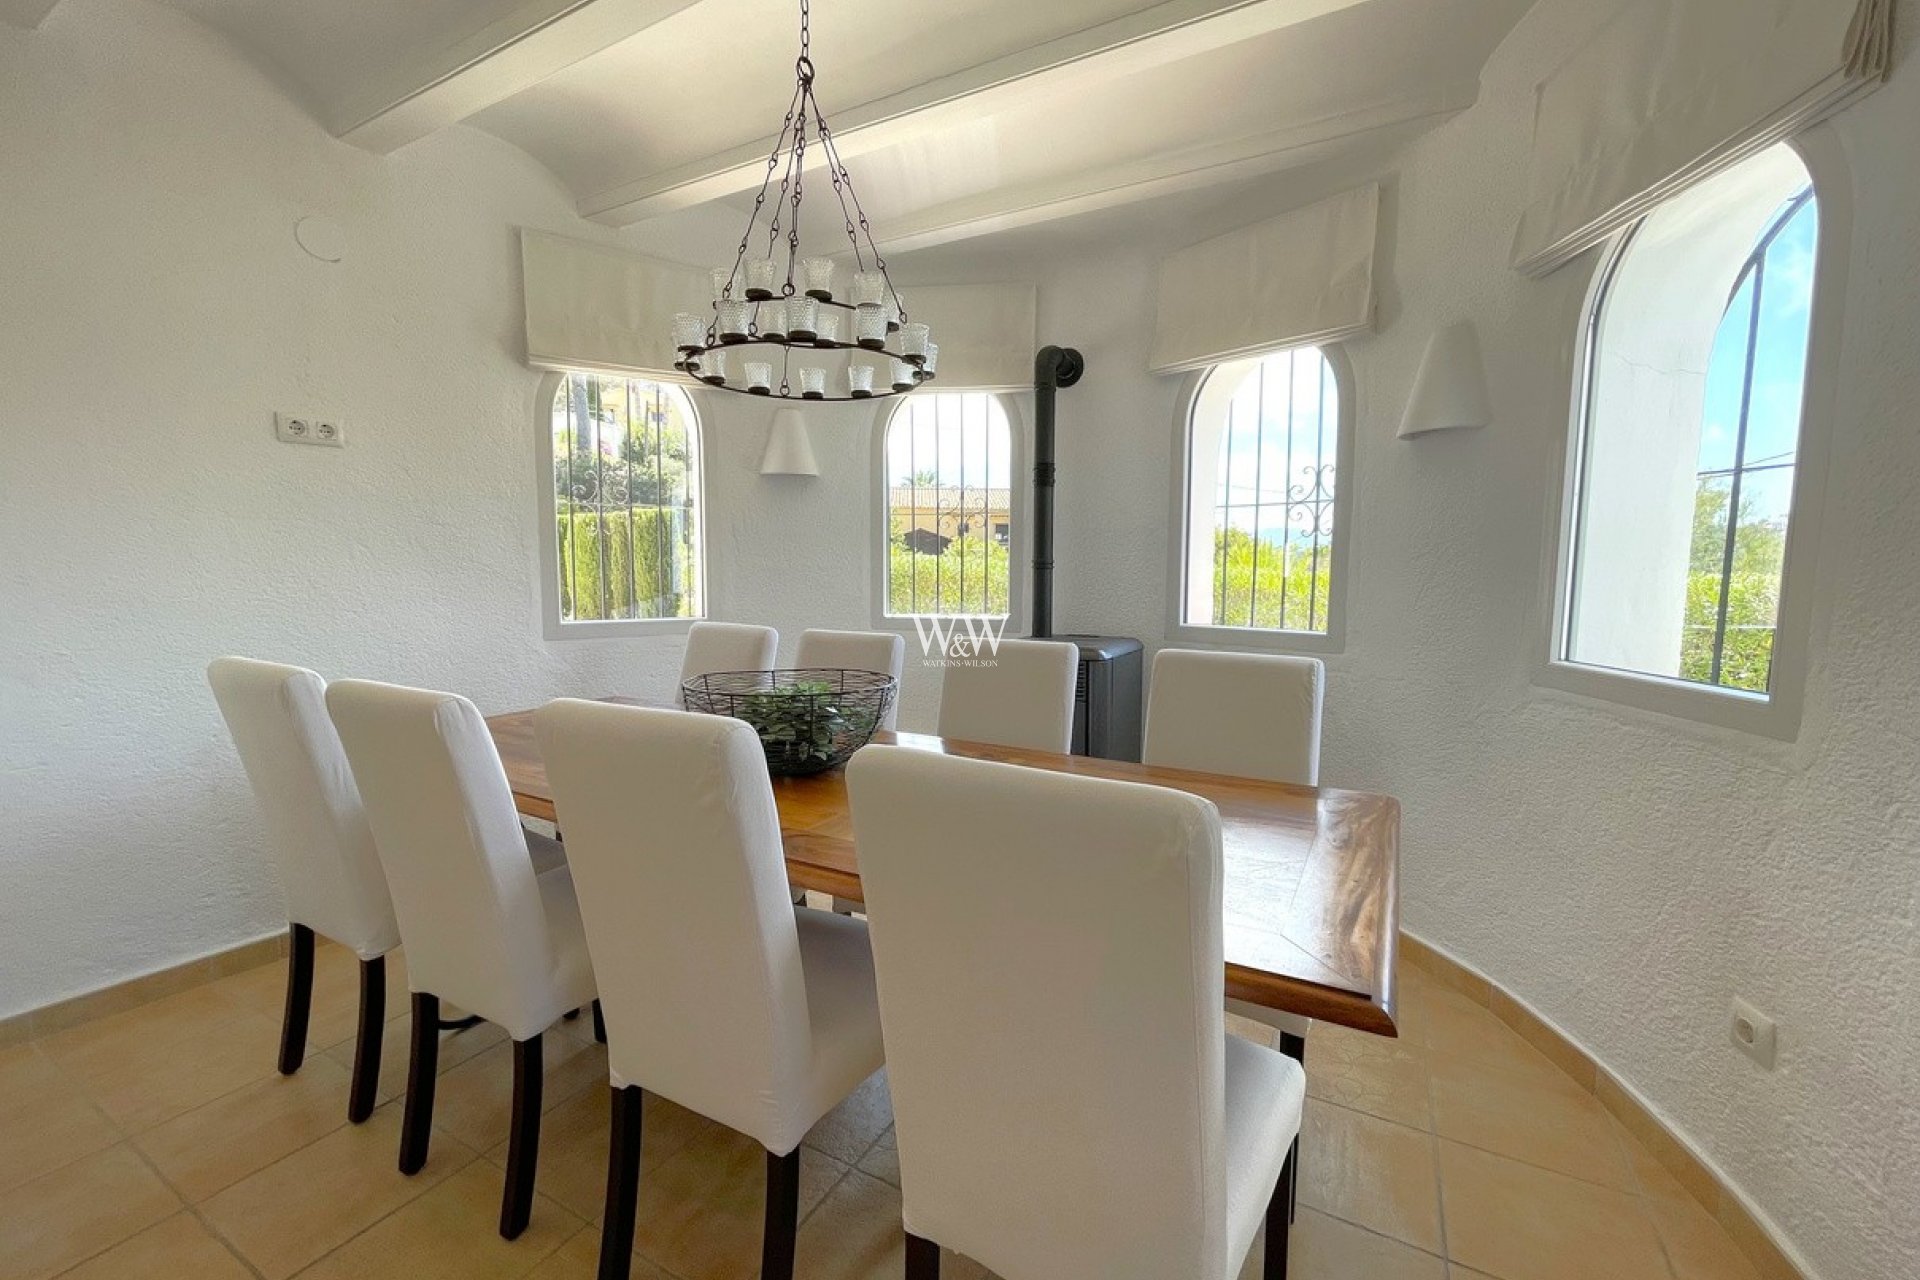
[{"xmin": 670, "ymin": 0, "xmax": 934, "ymax": 402}]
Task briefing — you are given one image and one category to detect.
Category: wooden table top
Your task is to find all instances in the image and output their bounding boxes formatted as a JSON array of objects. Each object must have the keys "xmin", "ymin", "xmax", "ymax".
[{"xmin": 487, "ymin": 699, "xmax": 1401, "ymax": 1037}]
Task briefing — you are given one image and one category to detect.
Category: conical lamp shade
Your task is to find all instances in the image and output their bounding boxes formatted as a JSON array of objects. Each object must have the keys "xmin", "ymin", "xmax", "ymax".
[
  {"xmin": 759, "ymin": 408, "xmax": 819, "ymax": 476},
  {"xmin": 1399, "ymin": 321, "xmax": 1491, "ymax": 438}
]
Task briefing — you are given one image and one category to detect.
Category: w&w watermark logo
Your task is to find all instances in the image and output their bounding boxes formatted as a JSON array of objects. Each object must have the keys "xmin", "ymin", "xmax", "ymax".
[{"xmin": 908, "ymin": 615, "xmax": 1011, "ymax": 667}]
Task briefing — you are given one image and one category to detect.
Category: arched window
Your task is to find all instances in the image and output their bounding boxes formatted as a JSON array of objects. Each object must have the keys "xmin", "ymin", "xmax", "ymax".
[
  {"xmin": 1559, "ymin": 144, "xmax": 1820, "ymax": 703},
  {"xmin": 1179, "ymin": 346, "xmax": 1347, "ymax": 640},
  {"xmin": 882, "ymin": 392, "xmax": 1014, "ymax": 618},
  {"xmin": 545, "ymin": 372, "xmax": 704, "ymax": 628}
]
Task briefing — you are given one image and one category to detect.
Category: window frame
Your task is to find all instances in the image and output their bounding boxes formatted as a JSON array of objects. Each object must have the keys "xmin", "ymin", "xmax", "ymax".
[
  {"xmin": 869, "ymin": 391, "xmax": 1030, "ymax": 634},
  {"xmin": 534, "ymin": 369, "xmax": 710, "ymax": 641},
  {"xmin": 1165, "ymin": 344, "xmax": 1356, "ymax": 655},
  {"xmin": 1537, "ymin": 131, "xmax": 1850, "ymax": 739}
]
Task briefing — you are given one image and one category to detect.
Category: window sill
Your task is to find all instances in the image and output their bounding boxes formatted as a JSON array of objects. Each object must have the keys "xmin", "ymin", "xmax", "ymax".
[
  {"xmin": 1533, "ymin": 659, "xmax": 1800, "ymax": 740},
  {"xmin": 1167, "ymin": 622, "xmax": 1344, "ymax": 656},
  {"xmin": 543, "ymin": 617, "xmax": 701, "ymax": 642}
]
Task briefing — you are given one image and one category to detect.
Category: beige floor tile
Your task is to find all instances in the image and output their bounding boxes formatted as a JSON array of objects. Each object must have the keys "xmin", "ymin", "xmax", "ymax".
[
  {"xmin": 39, "ymin": 985, "xmax": 285, "ymax": 1134},
  {"xmin": 1426, "ymin": 1049, "xmax": 1633, "ymax": 1190},
  {"xmin": 199, "ymin": 1101, "xmax": 476, "ymax": 1279},
  {"xmin": 0, "ymin": 1044, "xmax": 121, "ymax": 1194},
  {"xmin": 432, "ymin": 1033, "xmax": 609, "ymax": 1152},
  {"xmin": 1647, "ymin": 1191, "xmax": 1762, "ymax": 1280},
  {"xmin": 856, "ymin": 1125, "xmax": 900, "ymax": 1187},
  {"xmin": 53, "ymin": 1211, "xmax": 254, "ymax": 1280},
  {"xmin": 0, "ymin": 1144, "xmax": 181, "ymax": 1280},
  {"xmin": 1307, "ymin": 1023, "xmax": 1433, "ymax": 1130},
  {"xmin": 630, "ymin": 1125, "xmax": 846, "ymax": 1280},
  {"xmin": 482, "ymin": 1083, "xmax": 722, "ymax": 1224},
  {"xmin": 134, "ymin": 1053, "xmax": 354, "ymax": 1201},
  {"xmin": 793, "ymin": 1169, "xmax": 907, "ymax": 1280},
  {"xmin": 1437, "ymin": 1140, "xmax": 1669, "ymax": 1280},
  {"xmin": 1227, "ymin": 1012, "xmax": 1282, "ymax": 1048},
  {"xmin": 320, "ymin": 1010, "xmax": 508, "ymax": 1107},
  {"xmin": 1448, "ymin": 1268, "xmax": 1500, "ymax": 1279},
  {"xmin": 803, "ymin": 1069, "xmax": 893, "ymax": 1164},
  {"xmin": 1417, "ymin": 987, "xmax": 1563, "ymax": 1079},
  {"xmin": 216, "ymin": 945, "xmax": 411, "ymax": 1057},
  {"xmin": 1282, "ymin": 1207, "xmax": 1448, "ymax": 1280},
  {"xmin": 1612, "ymin": 1119, "xmax": 1699, "ymax": 1205},
  {"xmin": 1296, "ymin": 1101, "xmax": 1443, "ymax": 1253},
  {"xmin": 524, "ymin": 1229, "xmax": 678, "ymax": 1280},
  {"xmin": 295, "ymin": 1158, "xmax": 582, "ymax": 1279}
]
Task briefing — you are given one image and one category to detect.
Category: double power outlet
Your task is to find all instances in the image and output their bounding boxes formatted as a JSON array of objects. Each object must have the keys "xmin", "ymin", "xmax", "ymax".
[{"xmin": 275, "ymin": 412, "xmax": 346, "ymax": 448}]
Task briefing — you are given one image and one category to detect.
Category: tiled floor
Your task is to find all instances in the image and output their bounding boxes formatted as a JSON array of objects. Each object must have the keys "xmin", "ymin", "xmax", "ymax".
[{"xmin": 1, "ymin": 940, "xmax": 1765, "ymax": 1280}]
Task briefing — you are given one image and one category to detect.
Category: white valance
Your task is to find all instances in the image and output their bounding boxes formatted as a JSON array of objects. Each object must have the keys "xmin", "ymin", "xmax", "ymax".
[
  {"xmin": 520, "ymin": 230, "xmax": 708, "ymax": 379},
  {"xmin": 1511, "ymin": 0, "xmax": 1895, "ymax": 278},
  {"xmin": 894, "ymin": 282, "xmax": 1038, "ymax": 391},
  {"xmin": 1149, "ymin": 183, "xmax": 1379, "ymax": 376}
]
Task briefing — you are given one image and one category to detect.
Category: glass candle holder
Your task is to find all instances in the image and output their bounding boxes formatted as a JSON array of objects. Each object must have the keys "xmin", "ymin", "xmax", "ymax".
[
  {"xmin": 900, "ymin": 322, "xmax": 931, "ymax": 364},
  {"xmin": 672, "ymin": 312, "xmax": 705, "ymax": 353},
  {"xmin": 756, "ymin": 299, "xmax": 787, "ymax": 342},
  {"xmin": 922, "ymin": 341, "xmax": 939, "ymax": 375},
  {"xmin": 700, "ymin": 349, "xmax": 727, "ymax": 386},
  {"xmin": 744, "ymin": 257, "xmax": 778, "ymax": 300},
  {"xmin": 854, "ymin": 304, "xmax": 888, "ymax": 349},
  {"xmin": 786, "ymin": 296, "xmax": 819, "ymax": 342},
  {"xmin": 801, "ymin": 257, "xmax": 835, "ymax": 300},
  {"xmin": 850, "ymin": 270, "xmax": 884, "ymax": 307},
  {"xmin": 814, "ymin": 310, "xmax": 842, "ymax": 347},
  {"xmin": 883, "ymin": 296, "xmax": 902, "ymax": 333},
  {"xmin": 847, "ymin": 364, "xmax": 875, "ymax": 398},
  {"xmin": 891, "ymin": 359, "xmax": 916, "ymax": 392},
  {"xmin": 711, "ymin": 266, "xmax": 734, "ymax": 300},
  {"xmin": 744, "ymin": 361, "xmax": 773, "ymax": 395},
  {"xmin": 798, "ymin": 366, "xmax": 827, "ymax": 400},
  {"xmin": 717, "ymin": 298, "xmax": 751, "ymax": 343}
]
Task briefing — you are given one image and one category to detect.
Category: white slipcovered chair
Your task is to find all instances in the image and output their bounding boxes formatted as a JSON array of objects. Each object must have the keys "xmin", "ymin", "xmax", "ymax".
[
  {"xmin": 325, "ymin": 679, "xmax": 597, "ymax": 1241},
  {"xmin": 679, "ymin": 621, "xmax": 779, "ymax": 700},
  {"xmin": 795, "ymin": 627, "xmax": 907, "ymax": 730},
  {"xmin": 532, "ymin": 699, "xmax": 884, "ymax": 1280},
  {"xmin": 847, "ymin": 745, "xmax": 1303, "ymax": 1280},
  {"xmin": 935, "ymin": 637, "xmax": 1078, "ymax": 753},
  {"xmin": 206, "ymin": 657, "xmax": 400, "ymax": 1124},
  {"xmin": 1143, "ymin": 647, "xmax": 1325, "ymax": 1219}
]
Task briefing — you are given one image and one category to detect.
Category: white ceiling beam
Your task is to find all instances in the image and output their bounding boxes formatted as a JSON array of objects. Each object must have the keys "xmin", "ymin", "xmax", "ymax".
[
  {"xmin": 0, "ymin": 0, "xmax": 61, "ymax": 29},
  {"xmin": 869, "ymin": 81, "xmax": 1477, "ymax": 255},
  {"xmin": 580, "ymin": 0, "xmax": 1377, "ymax": 226},
  {"xmin": 330, "ymin": 0, "xmax": 702, "ymax": 155}
]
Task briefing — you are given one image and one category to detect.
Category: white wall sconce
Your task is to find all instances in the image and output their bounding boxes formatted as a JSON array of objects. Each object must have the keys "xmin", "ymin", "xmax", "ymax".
[
  {"xmin": 759, "ymin": 407, "xmax": 820, "ymax": 476},
  {"xmin": 1398, "ymin": 320, "xmax": 1492, "ymax": 438}
]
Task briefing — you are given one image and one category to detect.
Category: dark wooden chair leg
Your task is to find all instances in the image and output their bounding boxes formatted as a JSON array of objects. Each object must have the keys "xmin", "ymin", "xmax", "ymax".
[
  {"xmin": 277, "ymin": 923, "xmax": 315, "ymax": 1075},
  {"xmin": 591, "ymin": 999, "xmax": 607, "ymax": 1045},
  {"xmin": 905, "ymin": 1232, "xmax": 941, "ymax": 1280},
  {"xmin": 348, "ymin": 955, "xmax": 386, "ymax": 1123},
  {"xmin": 597, "ymin": 1085, "xmax": 644, "ymax": 1280},
  {"xmin": 399, "ymin": 992, "xmax": 440, "ymax": 1175},
  {"xmin": 563, "ymin": 1009, "xmax": 580, "ymax": 1022},
  {"xmin": 1264, "ymin": 1146, "xmax": 1294, "ymax": 1280},
  {"xmin": 761, "ymin": 1148, "xmax": 801, "ymax": 1280},
  {"xmin": 500, "ymin": 1034, "xmax": 545, "ymax": 1240},
  {"xmin": 1279, "ymin": 1031, "xmax": 1306, "ymax": 1222}
]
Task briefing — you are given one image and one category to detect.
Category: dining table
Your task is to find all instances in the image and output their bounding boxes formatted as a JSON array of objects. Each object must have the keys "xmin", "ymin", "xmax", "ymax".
[{"xmin": 486, "ymin": 697, "xmax": 1402, "ymax": 1037}]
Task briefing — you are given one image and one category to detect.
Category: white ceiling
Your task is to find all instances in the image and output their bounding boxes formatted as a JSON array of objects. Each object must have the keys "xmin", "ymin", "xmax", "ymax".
[{"xmin": 123, "ymin": 0, "xmax": 1536, "ymax": 262}]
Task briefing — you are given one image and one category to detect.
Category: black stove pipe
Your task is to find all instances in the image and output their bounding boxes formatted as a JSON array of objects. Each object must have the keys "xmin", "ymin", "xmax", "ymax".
[{"xmin": 1031, "ymin": 345, "xmax": 1085, "ymax": 639}]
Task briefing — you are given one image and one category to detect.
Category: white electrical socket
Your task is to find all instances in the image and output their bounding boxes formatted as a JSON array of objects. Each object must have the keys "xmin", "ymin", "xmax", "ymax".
[
  {"xmin": 1730, "ymin": 997, "xmax": 1777, "ymax": 1069},
  {"xmin": 275, "ymin": 412, "xmax": 345, "ymax": 448}
]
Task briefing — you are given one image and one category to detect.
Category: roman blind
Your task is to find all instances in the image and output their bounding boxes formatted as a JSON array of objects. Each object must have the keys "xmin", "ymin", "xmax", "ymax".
[
  {"xmin": 890, "ymin": 282, "xmax": 1038, "ymax": 391},
  {"xmin": 1511, "ymin": 0, "xmax": 1895, "ymax": 277},
  {"xmin": 520, "ymin": 230, "xmax": 708, "ymax": 379},
  {"xmin": 1149, "ymin": 182, "xmax": 1379, "ymax": 375}
]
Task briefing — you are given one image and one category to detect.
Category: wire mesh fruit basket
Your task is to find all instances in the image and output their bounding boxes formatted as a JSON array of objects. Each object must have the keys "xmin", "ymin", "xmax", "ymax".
[{"xmin": 680, "ymin": 668, "xmax": 897, "ymax": 776}]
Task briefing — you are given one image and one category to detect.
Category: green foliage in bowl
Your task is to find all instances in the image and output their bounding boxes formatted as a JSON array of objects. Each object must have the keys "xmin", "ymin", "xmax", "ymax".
[{"xmin": 734, "ymin": 681, "xmax": 864, "ymax": 770}]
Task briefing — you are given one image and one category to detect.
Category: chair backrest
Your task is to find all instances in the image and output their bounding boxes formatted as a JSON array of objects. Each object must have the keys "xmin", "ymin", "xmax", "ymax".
[
  {"xmin": 679, "ymin": 621, "xmax": 779, "ymax": 691},
  {"xmin": 847, "ymin": 745, "xmax": 1228, "ymax": 1280},
  {"xmin": 1142, "ymin": 649, "xmax": 1324, "ymax": 786},
  {"xmin": 206, "ymin": 658, "xmax": 399, "ymax": 959},
  {"xmin": 325, "ymin": 679, "xmax": 572, "ymax": 1038},
  {"xmin": 935, "ymin": 637, "xmax": 1078, "ymax": 753},
  {"xmin": 795, "ymin": 628, "xmax": 907, "ymax": 729},
  {"xmin": 533, "ymin": 699, "xmax": 815, "ymax": 1152}
]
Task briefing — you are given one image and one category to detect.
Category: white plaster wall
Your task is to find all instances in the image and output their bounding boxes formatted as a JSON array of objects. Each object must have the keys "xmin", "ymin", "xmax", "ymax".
[
  {"xmin": 0, "ymin": 0, "xmax": 887, "ymax": 1017},
  {"xmin": 1006, "ymin": 6, "xmax": 1920, "ymax": 1275}
]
